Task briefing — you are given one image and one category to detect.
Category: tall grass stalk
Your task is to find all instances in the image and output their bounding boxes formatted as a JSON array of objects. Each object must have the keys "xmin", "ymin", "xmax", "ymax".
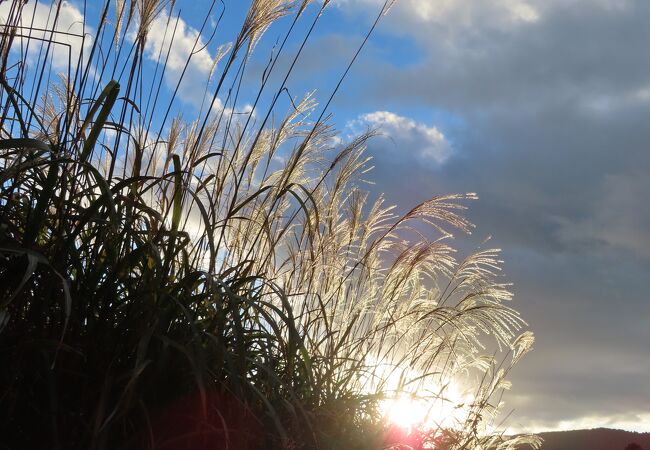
[{"xmin": 0, "ymin": 1, "xmax": 538, "ymax": 448}]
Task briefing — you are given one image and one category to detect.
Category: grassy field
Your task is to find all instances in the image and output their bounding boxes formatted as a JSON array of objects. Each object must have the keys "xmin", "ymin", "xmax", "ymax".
[{"xmin": 0, "ymin": 1, "xmax": 538, "ymax": 448}]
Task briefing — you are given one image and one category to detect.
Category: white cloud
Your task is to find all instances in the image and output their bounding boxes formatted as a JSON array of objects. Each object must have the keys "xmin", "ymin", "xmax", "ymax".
[
  {"xmin": 334, "ymin": 0, "xmax": 541, "ymax": 31},
  {"xmin": 334, "ymin": 0, "xmax": 636, "ymax": 38},
  {"xmin": 131, "ymin": 10, "xmax": 231, "ymax": 109},
  {"xmin": 349, "ymin": 111, "xmax": 452, "ymax": 164},
  {"xmin": 0, "ymin": 1, "xmax": 92, "ymax": 73},
  {"xmin": 0, "ymin": 2, "xmax": 231, "ymax": 110},
  {"xmin": 508, "ymin": 1, "xmax": 540, "ymax": 23}
]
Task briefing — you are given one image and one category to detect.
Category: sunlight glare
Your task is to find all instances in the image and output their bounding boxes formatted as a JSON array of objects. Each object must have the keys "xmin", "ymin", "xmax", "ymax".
[{"xmin": 380, "ymin": 382, "xmax": 473, "ymax": 433}]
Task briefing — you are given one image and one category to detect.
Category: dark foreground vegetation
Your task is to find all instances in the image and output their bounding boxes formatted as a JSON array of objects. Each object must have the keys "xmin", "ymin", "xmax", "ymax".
[{"xmin": 0, "ymin": 1, "xmax": 538, "ymax": 448}]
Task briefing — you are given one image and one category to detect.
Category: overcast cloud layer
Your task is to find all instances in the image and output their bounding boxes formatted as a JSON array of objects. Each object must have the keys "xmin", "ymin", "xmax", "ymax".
[{"xmin": 332, "ymin": 0, "xmax": 650, "ymax": 432}]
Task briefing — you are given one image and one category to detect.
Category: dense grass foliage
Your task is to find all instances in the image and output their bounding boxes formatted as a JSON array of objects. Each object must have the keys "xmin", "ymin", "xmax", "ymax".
[{"xmin": 0, "ymin": 1, "xmax": 539, "ymax": 449}]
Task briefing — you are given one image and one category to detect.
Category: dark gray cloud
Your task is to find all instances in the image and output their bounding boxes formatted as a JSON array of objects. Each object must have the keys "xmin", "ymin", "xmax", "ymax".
[
  {"xmin": 502, "ymin": 247, "xmax": 650, "ymax": 429},
  {"xmin": 332, "ymin": 0, "xmax": 650, "ymax": 432},
  {"xmin": 349, "ymin": 0, "xmax": 650, "ymax": 112}
]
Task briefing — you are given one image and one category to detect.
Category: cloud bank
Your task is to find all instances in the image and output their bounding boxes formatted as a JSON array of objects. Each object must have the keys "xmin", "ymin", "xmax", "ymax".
[{"xmin": 330, "ymin": 0, "xmax": 650, "ymax": 432}]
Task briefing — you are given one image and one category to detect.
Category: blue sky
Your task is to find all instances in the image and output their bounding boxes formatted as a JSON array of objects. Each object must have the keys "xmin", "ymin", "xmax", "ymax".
[{"xmin": 2, "ymin": 0, "xmax": 649, "ymax": 433}]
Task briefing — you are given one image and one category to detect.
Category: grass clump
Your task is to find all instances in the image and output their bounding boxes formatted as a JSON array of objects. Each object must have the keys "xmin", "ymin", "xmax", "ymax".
[{"xmin": 0, "ymin": 1, "xmax": 539, "ymax": 449}]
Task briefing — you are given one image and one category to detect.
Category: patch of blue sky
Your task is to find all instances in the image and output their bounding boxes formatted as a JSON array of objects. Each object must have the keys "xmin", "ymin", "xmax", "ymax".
[
  {"xmin": 82, "ymin": 2, "xmax": 421, "ymax": 132},
  {"xmin": 7, "ymin": 1, "xmax": 453, "ymax": 166}
]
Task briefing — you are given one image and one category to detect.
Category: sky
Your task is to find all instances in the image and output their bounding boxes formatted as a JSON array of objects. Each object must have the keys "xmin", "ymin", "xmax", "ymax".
[
  {"xmin": 3, "ymin": 0, "xmax": 649, "ymax": 434},
  {"xmin": 330, "ymin": 0, "xmax": 650, "ymax": 433},
  {"xmin": 325, "ymin": 0, "xmax": 650, "ymax": 433}
]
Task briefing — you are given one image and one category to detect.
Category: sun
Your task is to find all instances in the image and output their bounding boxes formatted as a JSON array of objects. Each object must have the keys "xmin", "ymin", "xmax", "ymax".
[
  {"xmin": 381, "ymin": 395, "xmax": 431, "ymax": 433},
  {"xmin": 379, "ymin": 382, "xmax": 473, "ymax": 433}
]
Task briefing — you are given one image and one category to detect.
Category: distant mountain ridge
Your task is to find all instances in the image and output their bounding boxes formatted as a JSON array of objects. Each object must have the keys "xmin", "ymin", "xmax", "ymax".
[{"xmin": 534, "ymin": 428, "xmax": 650, "ymax": 450}]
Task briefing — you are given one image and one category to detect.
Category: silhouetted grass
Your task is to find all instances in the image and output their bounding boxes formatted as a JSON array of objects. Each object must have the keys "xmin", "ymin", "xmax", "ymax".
[{"xmin": 0, "ymin": 1, "xmax": 539, "ymax": 449}]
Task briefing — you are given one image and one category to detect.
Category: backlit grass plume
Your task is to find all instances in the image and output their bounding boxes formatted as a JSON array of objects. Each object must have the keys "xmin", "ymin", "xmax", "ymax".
[{"xmin": 0, "ymin": 1, "xmax": 538, "ymax": 449}]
